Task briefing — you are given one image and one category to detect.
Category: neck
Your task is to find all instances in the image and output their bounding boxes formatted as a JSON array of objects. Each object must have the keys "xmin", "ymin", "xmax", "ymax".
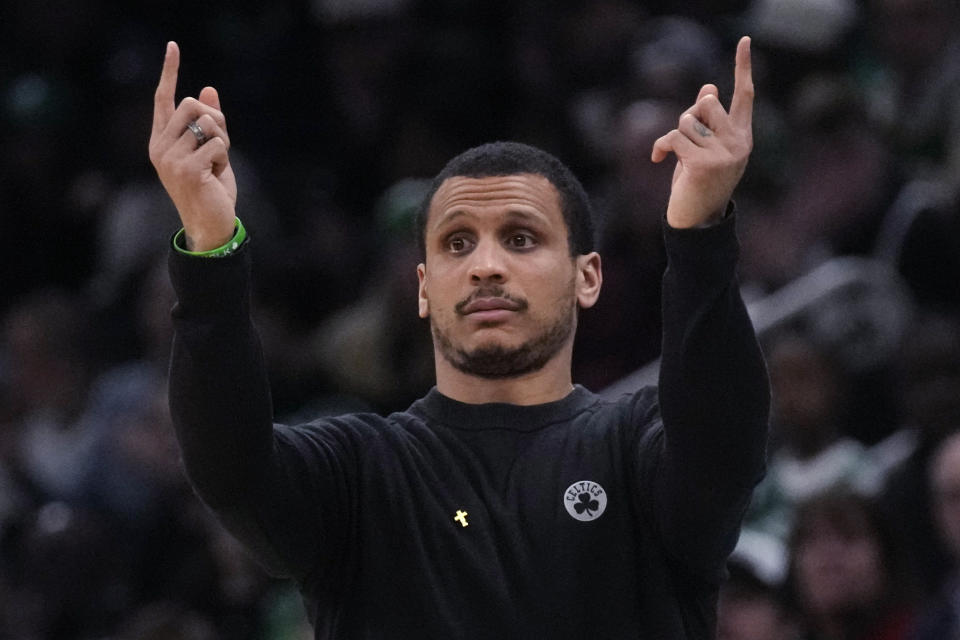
[{"xmin": 434, "ymin": 348, "xmax": 574, "ymax": 405}]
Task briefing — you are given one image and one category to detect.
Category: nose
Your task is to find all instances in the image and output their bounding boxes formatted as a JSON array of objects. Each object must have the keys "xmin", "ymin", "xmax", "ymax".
[{"xmin": 467, "ymin": 239, "xmax": 507, "ymax": 284}]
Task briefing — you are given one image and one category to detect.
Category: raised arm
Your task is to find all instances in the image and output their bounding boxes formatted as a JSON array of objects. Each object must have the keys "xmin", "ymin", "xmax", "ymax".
[
  {"xmin": 644, "ymin": 37, "xmax": 769, "ymax": 576},
  {"xmin": 150, "ymin": 43, "xmax": 331, "ymax": 579}
]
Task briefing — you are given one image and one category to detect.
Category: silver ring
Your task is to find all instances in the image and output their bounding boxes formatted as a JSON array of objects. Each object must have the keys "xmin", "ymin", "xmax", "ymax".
[{"xmin": 186, "ymin": 120, "xmax": 207, "ymax": 145}]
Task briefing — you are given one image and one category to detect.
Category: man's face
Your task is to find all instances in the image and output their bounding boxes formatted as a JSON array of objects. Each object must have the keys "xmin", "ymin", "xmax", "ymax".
[{"xmin": 417, "ymin": 173, "xmax": 600, "ymax": 379}]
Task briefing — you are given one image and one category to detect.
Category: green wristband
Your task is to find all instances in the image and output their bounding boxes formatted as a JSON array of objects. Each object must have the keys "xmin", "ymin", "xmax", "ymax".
[{"xmin": 173, "ymin": 218, "xmax": 247, "ymax": 257}]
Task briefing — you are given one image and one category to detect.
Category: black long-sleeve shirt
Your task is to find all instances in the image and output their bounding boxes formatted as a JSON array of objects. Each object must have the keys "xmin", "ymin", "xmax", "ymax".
[{"xmin": 167, "ymin": 213, "xmax": 769, "ymax": 639}]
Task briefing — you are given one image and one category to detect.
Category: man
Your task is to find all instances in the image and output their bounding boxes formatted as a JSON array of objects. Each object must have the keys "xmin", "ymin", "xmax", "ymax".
[{"xmin": 149, "ymin": 36, "xmax": 768, "ymax": 639}]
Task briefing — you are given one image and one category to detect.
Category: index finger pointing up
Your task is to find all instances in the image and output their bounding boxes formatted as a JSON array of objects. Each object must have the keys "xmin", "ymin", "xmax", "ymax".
[
  {"xmin": 729, "ymin": 36, "xmax": 754, "ymax": 130},
  {"xmin": 152, "ymin": 41, "xmax": 180, "ymax": 137}
]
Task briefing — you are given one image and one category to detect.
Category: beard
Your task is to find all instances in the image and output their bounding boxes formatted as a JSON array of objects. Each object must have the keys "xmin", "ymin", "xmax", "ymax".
[{"xmin": 432, "ymin": 288, "xmax": 577, "ymax": 379}]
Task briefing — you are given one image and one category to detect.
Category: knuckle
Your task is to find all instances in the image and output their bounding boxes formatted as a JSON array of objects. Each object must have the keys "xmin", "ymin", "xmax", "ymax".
[
  {"xmin": 149, "ymin": 145, "xmax": 172, "ymax": 170},
  {"xmin": 200, "ymin": 110, "xmax": 227, "ymax": 132}
]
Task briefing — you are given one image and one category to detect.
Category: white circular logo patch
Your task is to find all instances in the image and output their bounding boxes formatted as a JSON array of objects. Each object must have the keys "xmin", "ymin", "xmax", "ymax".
[{"xmin": 563, "ymin": 480, "xmax": 607, "ymax": 521}]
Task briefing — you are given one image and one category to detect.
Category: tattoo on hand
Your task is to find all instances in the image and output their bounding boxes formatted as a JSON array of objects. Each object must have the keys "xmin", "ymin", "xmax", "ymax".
[{"xmin": 694, "ymin": 121, "xmax": 712, "ymax": 137}]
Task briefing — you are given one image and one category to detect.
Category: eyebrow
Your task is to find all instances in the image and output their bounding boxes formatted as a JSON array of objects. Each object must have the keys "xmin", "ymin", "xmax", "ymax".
[
  {"xmin": 432, "ymin": 209, "xmax": 467, "ymax": 232},
  {"xmin": 503, "ymin": 209, "xmax": 546, "ymax": 225}
]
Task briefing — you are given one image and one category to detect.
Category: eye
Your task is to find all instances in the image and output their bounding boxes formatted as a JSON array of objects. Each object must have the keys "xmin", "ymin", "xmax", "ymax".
[
  {"xmin": 506, "ymin": 232, "xmax": 537, "ymax": 250},
  {"xmin": 446, "ymin": 234, "xmax": 474, "ymax": 254}
]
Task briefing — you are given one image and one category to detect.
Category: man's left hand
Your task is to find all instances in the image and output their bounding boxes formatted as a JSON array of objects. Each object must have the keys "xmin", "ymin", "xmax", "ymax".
[{"xmin": 652, "ymin": 36, "xmax": 754, "ymax": 229}]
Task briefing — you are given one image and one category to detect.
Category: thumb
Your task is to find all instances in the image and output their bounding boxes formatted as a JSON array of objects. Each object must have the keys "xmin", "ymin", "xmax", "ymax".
[{"xmin": 198, "ymin": 86, "xmax": 221, "ymax": 111}]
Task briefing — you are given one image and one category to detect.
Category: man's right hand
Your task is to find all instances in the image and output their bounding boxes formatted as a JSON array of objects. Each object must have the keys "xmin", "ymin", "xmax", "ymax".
[{"xmin": 149, "ymin": 41, "xmax": 238, "ymax": 252}]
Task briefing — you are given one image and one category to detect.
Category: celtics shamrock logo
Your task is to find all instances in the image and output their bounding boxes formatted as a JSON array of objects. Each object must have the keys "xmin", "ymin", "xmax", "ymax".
[
  {"xmin": 574, "ymin": 492, "xmax": 600, "ymax": 516},
  {"xmin": 563, "ymin": 480, "xmax": 607, "ymax": 521}
]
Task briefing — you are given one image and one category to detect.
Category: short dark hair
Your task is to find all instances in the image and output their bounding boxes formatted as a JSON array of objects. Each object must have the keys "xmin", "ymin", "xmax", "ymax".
[{"xmin": 415, "ymin": 141, "xmax": 595, "ymax": 257}]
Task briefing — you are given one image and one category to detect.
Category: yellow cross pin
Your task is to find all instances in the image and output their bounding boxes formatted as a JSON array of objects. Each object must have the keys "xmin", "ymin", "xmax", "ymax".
[{"xmin": 454, "ymin": 510, "xmax": 469, "ymax": 527}]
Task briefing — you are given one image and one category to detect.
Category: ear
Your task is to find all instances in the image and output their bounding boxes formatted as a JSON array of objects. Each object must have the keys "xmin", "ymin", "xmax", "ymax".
[
  {"xmin": 575, "ymin": 252, "xmax": 602, "ymax": 309},
  {"xmin": 417, "ymin": 263, "xmax": 429, "ymax": 318}
]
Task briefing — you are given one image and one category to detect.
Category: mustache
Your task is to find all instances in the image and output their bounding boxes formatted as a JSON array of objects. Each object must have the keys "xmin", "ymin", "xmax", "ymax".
[{"xmin": 455, "ymin": 286, "xmax": 529, "ymax": 315}]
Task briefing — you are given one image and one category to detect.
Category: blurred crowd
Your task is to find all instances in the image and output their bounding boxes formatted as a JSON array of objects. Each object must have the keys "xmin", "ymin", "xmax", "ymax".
[{"xmin": 2, "ymin": 0, "xmax": 960, "ymax": 638}]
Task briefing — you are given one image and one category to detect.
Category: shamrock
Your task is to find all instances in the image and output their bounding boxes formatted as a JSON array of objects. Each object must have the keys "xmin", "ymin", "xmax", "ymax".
[{"xmin": 574, "ymin": 492, "xmax": 599, "ymax": 517}]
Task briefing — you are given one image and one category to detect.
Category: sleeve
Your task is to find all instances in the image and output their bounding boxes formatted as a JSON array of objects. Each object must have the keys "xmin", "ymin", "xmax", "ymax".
[
  {"xmin": 167, "ymin": 239, "xmax": 352, "ymax": 583},
  {"xmin": 638, "ymin": 209, "xmax": 770, "ymax": 578}
]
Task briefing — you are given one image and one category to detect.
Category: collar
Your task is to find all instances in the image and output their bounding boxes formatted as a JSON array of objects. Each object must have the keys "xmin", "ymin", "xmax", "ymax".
[{"xmin": 409, "ymin": 384, "xmax": 599, "ymax": 432}]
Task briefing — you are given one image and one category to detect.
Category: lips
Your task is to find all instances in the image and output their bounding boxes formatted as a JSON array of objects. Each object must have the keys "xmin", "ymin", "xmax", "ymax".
[{"xmin": 460, "ymin": 297, "xmax": 523, "ymax": 315}]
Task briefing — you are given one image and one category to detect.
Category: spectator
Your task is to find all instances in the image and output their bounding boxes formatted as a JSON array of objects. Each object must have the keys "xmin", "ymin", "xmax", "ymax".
[
  {"xmin": 862, "ymin": 0, "xmax": 960, "ymax": 189},
  {"xmin": 1, "ymin": 290, "xmax": 94, "ymax": 502},
  {"xmin": 717, "ymin": 557, "xmax": 800, "ymax": 640},
  {"xmin": 300, "ymin": 179, "xmax": 435, "ymax": 413},
  {"xmin": 875, "ymin": 181, "xmax": 960, "ymax": 315},
  {"xmin": 881, "ymin": 315, "xmax": 960, "ymax": 595},
  {"xmin": 744, "ymin": 333, "xmax": 868, "ymax": 541},
  {"xmin": 787, "ymin": 490, "xmax": 917, "ymax": 640},
  {"xmin": 910, "ymin": 430, "xmax": 960, "ymax": 639},
  {"xmin": 738, "ymin": 74, "xmax": 899, "ymax": 289}
]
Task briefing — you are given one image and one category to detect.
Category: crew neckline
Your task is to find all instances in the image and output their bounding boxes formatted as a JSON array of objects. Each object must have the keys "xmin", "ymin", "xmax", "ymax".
[{"xmin": 410, "ymin": 385, "xmax": 599, "ymax": 432}]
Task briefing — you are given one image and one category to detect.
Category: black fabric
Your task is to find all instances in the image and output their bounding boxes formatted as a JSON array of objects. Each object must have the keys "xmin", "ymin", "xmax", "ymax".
[{"xmin": 167, "ymin": 212, "xmax": 769, "ymax": 639}]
